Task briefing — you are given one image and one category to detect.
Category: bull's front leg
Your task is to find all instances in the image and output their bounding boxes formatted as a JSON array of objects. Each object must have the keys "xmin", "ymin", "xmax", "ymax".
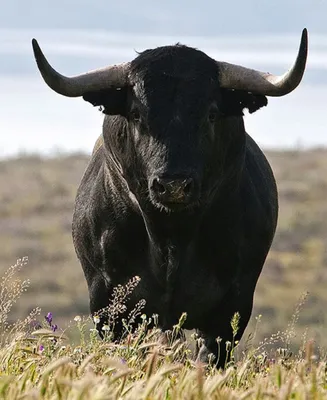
[
  {"xmin": 78, "ymin": 254, "xmax": 116, "ymax": 337},
  {"xmin": 87, "ymin": 271, "xmax": 112, "ymax": 337},
  {"xmin": 195, "ymin": 291, "xmax": 254, "ymax": 369}
]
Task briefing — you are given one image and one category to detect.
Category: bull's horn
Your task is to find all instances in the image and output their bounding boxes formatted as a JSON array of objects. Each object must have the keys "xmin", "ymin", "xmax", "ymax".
[
  {"xmin": 31, "ymin": 38, "xmax": 130, "ymax": 97},
  {"xmin": 217, "ymin": 28, "xmax": 308, "ymax": 96}
]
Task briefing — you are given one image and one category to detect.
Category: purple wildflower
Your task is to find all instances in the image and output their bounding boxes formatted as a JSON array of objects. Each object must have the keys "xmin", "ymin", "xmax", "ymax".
[
  {"xmin": 39, "ymin": 345, "xmax": 44, "ymax": 353},
  {"xmin": 45, "ymin": 312, "xmax": 53, "ymax": 325},
  {"xmin": 44, "ymin": 312, "xmax": 59, "ymax": 334}
]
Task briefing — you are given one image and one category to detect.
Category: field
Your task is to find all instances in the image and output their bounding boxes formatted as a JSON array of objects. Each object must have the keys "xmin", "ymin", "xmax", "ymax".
[
  {"xmin": 1, "ymin": 259, "xmax": 327, "ymax": 399},
  {"xmin": 1, "ymin": 148, "xmax": 327, "ymax": 398}
]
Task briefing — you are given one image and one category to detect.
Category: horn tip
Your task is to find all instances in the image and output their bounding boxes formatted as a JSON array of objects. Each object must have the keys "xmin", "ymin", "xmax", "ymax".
[
  {"xmin": 300, "ymin": 28, "xmax": 308, "ymax": 58},
  {"xmin": 301, "ymin": 28, "xmax": 308, "ymax": 43},
  {"xmin": 31, "ymin": 38, "xmax": 41, "ymax": 56}
]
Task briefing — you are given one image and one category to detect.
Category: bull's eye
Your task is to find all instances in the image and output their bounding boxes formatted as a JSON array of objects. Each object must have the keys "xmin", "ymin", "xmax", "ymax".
[
  {"xmin": 208, "ymin": 108, "xmax": 218, "ymax": 124},
  {"xmin": 208, "ymin": 113, "xmax": 216, "ymax": 123}
]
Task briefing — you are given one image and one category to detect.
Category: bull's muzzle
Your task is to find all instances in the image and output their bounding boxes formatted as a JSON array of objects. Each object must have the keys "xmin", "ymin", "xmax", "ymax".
[{"xmin": 150, "ymin": 175, "xmax": 199, "ymax": 208}]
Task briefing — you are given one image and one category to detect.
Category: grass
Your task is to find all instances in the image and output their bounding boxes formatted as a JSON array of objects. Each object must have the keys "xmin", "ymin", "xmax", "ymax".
[{"xmin": 1, "ymin": 258, "xmax": 327, "ymax": 399}]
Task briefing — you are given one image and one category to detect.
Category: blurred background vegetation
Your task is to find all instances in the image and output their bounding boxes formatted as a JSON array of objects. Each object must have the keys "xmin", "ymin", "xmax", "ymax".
[{"xmin": 1, "ymin": 148, "xmax": 326, "ymax": 349}]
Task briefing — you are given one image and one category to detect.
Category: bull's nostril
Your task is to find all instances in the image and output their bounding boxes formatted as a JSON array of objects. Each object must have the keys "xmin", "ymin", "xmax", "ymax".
[{"xmin": 153, "ymin": 179, "xmax": 166, "ymax": 195}]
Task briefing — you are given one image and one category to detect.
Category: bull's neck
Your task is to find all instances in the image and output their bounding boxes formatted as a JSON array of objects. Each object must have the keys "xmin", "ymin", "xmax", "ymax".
[
  {"xmin": 131, "ymin": 209, "xmax": 191, "ymax": 298},
  {"xmin": 143, "ymin": 206, "xmax": 200, "ymax": 249},
  {"xmin": 140, "ymin": 206, "xmax": 201, "ymax": 291}
]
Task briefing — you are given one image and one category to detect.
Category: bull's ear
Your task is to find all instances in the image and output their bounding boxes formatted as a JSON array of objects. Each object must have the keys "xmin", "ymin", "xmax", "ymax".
[
  {"xmin": 220, "ymin": 89, "xmax": 268, "ymax": 116},
  {"xmin": 82, "ymin": 87, "xmax": 127, "ymax": 116}
]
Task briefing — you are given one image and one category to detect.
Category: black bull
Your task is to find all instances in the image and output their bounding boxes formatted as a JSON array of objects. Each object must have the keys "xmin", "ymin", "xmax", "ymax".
[{"xmin": 32, "ymin": 29, "xmax": 308, "ymax": 368}]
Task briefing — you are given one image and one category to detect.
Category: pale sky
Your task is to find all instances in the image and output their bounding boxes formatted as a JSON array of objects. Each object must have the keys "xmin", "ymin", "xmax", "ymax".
[{"xmin": 0, "ymin": 1, "xmax": 326, "ymax": 157}]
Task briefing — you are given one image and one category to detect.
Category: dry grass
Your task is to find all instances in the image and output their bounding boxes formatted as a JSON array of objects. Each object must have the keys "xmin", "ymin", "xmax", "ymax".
[{"xmin": 1, "ymin": 259, "xmax": 327, "ymax": 400}]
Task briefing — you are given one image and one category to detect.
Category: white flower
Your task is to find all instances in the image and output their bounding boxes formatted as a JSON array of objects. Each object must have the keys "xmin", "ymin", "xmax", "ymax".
[
  {"xmin": 74, "ymin": 315, "xmax": 82, "ymax": 322},
  {"xmin": 102, "ymin": 324, "xmax": 110, "ymax": 331},
  {"xmin": 93, "ymin": 315, "xmax": 100, "ymax": 324}
]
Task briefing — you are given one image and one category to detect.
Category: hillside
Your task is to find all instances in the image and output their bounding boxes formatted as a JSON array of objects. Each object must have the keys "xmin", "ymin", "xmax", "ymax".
[{"xmin": 1, "ymin": 148, "xmax": 327, "ymax": 349}]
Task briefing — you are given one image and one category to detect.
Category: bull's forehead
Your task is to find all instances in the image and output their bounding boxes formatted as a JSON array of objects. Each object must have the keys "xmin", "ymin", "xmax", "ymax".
[
  {"xmin": 130, "ymin": 45, "xmax": 219, "ymax": 96},
  {"xmin": 133, "ymin": 74, "xmax": 218, "ymax": 119},
  {"xmin": 130, "ymin": 45, "xmax": 220, "ymax": 124}
]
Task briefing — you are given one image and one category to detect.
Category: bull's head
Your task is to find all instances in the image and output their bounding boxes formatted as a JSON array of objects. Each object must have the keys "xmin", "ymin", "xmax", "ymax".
[{"xmin": 32, "ymin": 30, "xmax": 308, "ymax": 212}]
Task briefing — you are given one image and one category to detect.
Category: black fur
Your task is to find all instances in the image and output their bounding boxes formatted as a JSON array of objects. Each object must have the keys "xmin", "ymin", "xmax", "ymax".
[
  {"xmin": 83, "ymin": 87, "xmax": 128, "ymax": 116},
  {"xmin": 73, "ymin": 43, "xmax": 278, "ymax": 369},
  {"xmin": 220, "ymin": 89, "xmax": 268, "ymax": 116}
]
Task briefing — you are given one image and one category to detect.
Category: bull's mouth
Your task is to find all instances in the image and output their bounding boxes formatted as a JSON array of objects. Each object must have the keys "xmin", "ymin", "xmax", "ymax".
[{"xmin": 150, "ymin": 197, "xmax": 199, "ymax": 213}]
